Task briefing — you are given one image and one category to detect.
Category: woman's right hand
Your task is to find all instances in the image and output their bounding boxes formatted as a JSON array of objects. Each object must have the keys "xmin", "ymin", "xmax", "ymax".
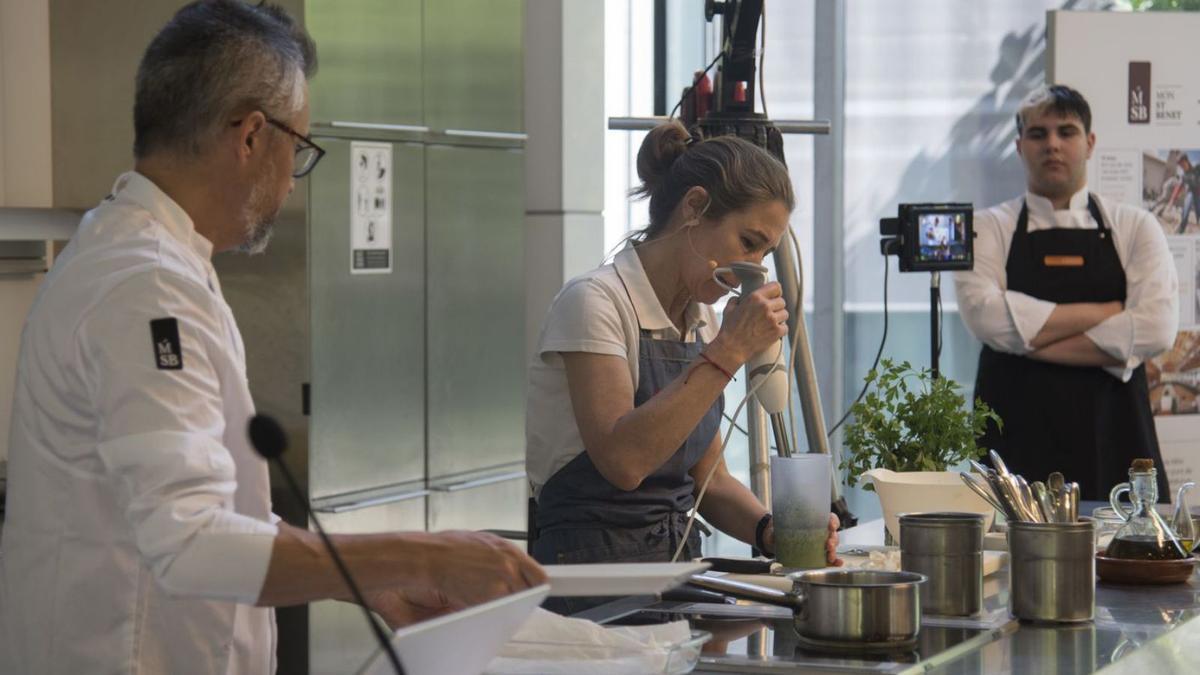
[{"xmin": 709, "ymin": 281, "xmax": 788, "ymax": 368}]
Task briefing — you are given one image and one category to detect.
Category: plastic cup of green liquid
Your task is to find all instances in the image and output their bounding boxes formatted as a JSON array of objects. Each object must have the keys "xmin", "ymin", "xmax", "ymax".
[{"xmin": 770, "ymin": 454, "xmax": 831, "ymax": 569}]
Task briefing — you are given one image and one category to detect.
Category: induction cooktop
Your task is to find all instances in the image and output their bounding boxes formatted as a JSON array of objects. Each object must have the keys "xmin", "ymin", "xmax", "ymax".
[{"xmin": 609, "ymin": 602, "xmax": 1010, "ymax": 674}]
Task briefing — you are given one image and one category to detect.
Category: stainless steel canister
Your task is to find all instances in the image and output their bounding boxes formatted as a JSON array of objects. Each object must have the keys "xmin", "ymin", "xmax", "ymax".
[
  {"xmin": 900, "ymin": 512, "xmax": 985, "ymax": 617},
  {"xmin": 1008, "ymin": 519, "xmax": 1097, "ymax": 623}
]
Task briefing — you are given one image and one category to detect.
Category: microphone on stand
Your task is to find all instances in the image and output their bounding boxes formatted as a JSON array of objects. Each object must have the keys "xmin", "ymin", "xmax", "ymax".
[{"xmin": 248, "ymin": 414, "xmax": 405, "ymax": 675}]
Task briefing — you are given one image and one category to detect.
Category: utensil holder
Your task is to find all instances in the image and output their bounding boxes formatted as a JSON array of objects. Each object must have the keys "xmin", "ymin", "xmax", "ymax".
[
  {"xmin": 900, "ymin": 512, "xmax": 984, "ymax": 617},
  {"xmin": 1008, "ymin": 519, "xmax": 1096, "ymax": 623}
]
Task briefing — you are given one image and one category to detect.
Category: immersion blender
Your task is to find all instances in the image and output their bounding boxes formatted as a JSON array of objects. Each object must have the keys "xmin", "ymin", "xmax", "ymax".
[{"xmin": 714, "ymin": 261, "xmax": 794, "ymax": 457}]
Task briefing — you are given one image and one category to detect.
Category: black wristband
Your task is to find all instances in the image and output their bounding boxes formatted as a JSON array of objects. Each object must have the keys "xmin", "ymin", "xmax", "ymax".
[{"xmin": 755, "ymin": 512, "xmax": 774, "ymax": 557}]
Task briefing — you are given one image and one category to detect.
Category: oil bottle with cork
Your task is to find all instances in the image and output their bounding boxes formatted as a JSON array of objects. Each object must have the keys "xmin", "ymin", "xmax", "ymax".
[{"xmin": 1106, "ymin": 458, "xmax": 1189, "ymax": 561}]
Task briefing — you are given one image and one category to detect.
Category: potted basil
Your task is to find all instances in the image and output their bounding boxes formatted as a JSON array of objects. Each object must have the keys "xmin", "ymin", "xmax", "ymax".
[{"xmin": 840, "ymin": 359, "xmax": 1002, "ymax": 543}]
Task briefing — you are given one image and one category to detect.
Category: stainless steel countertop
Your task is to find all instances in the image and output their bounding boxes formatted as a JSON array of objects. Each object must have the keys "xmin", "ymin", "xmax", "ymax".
[{"xmin": 581, "ymin": 516, "xmax": 1200, "ymax": 674}]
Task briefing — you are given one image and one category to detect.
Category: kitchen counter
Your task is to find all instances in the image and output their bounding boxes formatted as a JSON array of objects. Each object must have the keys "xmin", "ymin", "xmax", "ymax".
[{"xmin": 580, "ymin": 515, "xmax": 1200, "ymax": 674}]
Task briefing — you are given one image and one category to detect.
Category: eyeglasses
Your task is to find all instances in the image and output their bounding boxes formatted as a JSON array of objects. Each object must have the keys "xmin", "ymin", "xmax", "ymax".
[
  {"xmin": 266, "ymin": 117, "xmax": 325, "ymax": 178},
  {"xmin": 230, "ymin": 114, "xmax": 326, "ymax": 178}
]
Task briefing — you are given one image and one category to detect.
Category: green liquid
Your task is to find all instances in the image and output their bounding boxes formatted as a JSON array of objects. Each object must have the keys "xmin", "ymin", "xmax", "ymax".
[{"xmin": 775, "ymin": 527, "xmax": 828, "ymax": 569}]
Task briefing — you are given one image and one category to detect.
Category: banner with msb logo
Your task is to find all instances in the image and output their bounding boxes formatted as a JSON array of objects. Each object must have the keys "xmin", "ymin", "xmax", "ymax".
[{"xmin": 1050, "ymin": 9, "xmax": 1200, "ymax": 488}]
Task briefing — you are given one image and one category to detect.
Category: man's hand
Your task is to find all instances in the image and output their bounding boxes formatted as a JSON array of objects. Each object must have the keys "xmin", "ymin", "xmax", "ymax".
[
  {"xmin": 1028, "ymin": 333, "xmax": 1122, "ymax": 368},
  {"xmin": 366, "ymin": 586, "xmax": 456, "ymax": 631},
  {"xmin": 422, "ymin": 531, "xmax": 547, "ymax": 608},
  {"xmin": 825, "ymin": 513, "xmax": 843, "ymax": 567},
  {"xmin": 1029, "ymin": 301, "xmax": 1123, "ymax": 349},
  {"xmin": 257, "ymin": 525, "xmax": 546, "ymax": 611}
]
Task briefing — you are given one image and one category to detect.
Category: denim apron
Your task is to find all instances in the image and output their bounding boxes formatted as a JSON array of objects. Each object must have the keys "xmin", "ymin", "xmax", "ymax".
[
  {"xmin": 974, "ymin": 195, "xmax": 1166, "ymax": 500},
  {"xmin": 532, "ymin": 274, "xmax": 723, "ymax": 613}
]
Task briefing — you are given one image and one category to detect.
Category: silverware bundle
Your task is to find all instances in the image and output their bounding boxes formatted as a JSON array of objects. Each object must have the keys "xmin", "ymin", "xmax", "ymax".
[{"xmin": 958, "ymin": 451, "xmax": 1080, "ymax": 523}]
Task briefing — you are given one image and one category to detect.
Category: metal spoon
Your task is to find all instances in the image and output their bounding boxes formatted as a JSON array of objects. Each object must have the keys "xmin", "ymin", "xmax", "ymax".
[
  {"xmin": 981, "ymin": 468, "xmax": 1028, "ymax": 522},
  {"xmin": 961, "ymin": 472, "xmax": 1008, "ymax": 515},
  {"xmin": 1048, "ymin": 472, "xmax": 1065, "ymax": 495},
  {"xmin": 1045, "ymin": 472, "xmax": 1064, "ymax": 518},
  {"xmin": 989, "ymin": 450, "xmax": 1012, "ymax": 478},
  {"xmin": 1067, "ymin": 482, "xmax": 1080, "ymax": 522},
  {"xmin": 1032, "ymin": 481, "xmax": 1056, "ymax": 523},
  {"xmin": 1012, "ymin": 474, "xmax": 1042, "ymax": 522}
]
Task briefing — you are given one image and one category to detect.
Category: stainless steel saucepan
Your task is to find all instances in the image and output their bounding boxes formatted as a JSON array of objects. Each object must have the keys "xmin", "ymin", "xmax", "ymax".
[{"xmin": 689, "ymin": 569, "xmax": 927, "ymax": 649}]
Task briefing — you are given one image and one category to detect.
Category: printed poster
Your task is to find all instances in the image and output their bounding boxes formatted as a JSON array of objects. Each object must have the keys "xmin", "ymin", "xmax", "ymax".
[{"xmin": 1049, "ymin": 10, "xmax": 1200, "ymax": 485}]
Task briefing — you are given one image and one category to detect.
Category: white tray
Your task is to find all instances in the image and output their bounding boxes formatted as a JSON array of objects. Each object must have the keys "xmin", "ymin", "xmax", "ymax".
[
  {"xmin": 544, "ymin": 562, "xmax": 710, "ymax": 597},
  {"xmin": 357, "ymin": 585, "xmax": 550, "ymax": 675}
]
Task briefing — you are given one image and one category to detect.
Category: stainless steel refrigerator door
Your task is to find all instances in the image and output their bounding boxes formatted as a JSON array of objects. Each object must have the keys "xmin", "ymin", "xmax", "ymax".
[
  {"xmin": 428, "ymin": 468, "xmax": 527, "ymax": 542},
  {"xmin": 425, "ymin": 145, "xmax": 525, "ymax": 479},
  {"xmin": 423, "ymin": 0, "xmax": 523, "ymax": 134},
  {"xmin": 306, "ymin": 0, "xmax": 424, "ymax": 128},
  {"xmin": 307, "ymin": 498, "xmax": 426, "ymax": 675},
  {"xmin": 308, "ymin": 138, "xmax": 427, "ymax": 500}
]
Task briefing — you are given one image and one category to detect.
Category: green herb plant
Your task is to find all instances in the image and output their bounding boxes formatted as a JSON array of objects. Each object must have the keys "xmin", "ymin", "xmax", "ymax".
[{"xmin": 841, "ymin": 359, "xmax": 1001, "ymax": 490}]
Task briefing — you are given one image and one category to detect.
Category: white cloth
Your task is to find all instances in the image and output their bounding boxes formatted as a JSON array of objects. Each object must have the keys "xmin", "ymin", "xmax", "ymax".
[
  {"xmin": 485, "ymin": 608, "xmax": 693, "ymax": 675},
  {"xmin": 0, "ymin": 172, "xmax": 279, "ymax": 675},
  {"xmin": 954, "ymin": 188, "xmax": 1178, "ymax": 381},
  {"xmin": 525, "ymin": 245, "xmax": 719, "ymax": 495}
]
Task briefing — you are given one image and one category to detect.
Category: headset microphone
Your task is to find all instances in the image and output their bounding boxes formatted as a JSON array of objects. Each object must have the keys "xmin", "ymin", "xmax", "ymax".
[{"xmin": 247, "ymin": 415, "xmax": 406, "ymax": 675}]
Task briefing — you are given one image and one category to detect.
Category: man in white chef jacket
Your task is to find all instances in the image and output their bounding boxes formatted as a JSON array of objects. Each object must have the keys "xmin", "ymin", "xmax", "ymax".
[
  {"xmin": 0, "ymin": 2, "xmax": 544, "ymax": 674},
  {"xmin": 955, "ymin": 84, "xmax": 1178, "ymax": 501}
]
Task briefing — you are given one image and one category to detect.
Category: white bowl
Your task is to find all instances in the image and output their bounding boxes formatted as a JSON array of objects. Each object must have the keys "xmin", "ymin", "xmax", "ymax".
[{"xmin": 863, "ymin": 469, "xmax": 996, "ymax": 543}]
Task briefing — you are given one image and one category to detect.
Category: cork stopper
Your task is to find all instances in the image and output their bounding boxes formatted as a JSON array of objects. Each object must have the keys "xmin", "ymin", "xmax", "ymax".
[{"xmin": 1131, "ymin": 458, "xmax": 1155, "ymax": 472}]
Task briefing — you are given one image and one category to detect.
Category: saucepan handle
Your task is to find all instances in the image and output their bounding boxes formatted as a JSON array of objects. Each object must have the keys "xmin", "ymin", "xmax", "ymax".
[{"xmin": 687, "ymin": 574, "xmax": 804, "ymax": 610}]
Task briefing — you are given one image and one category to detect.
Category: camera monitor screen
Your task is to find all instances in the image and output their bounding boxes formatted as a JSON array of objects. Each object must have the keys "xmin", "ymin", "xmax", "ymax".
[{"xmin": 916, "ymin": 212, "xmax": 969, "ymax": 266}]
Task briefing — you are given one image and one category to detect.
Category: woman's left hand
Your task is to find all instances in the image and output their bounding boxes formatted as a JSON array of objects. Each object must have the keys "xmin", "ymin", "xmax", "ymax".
[
  {"xmin": 762, "ymin": 512, "xmax": 844, "ymax": 566},
  {"xmin": 825, "ymin": 513, "xmax": 843, "ymax": 567}
]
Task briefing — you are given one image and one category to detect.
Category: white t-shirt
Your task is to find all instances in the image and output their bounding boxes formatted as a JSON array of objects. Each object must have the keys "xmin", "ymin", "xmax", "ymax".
[
  {"xmin": 0, "ymin": 172, "xmax": 279, "ymax": 675},
  {"xmin": 954, "ymin": 188, "xmax": 1178, "ymax": 382},
  {"xmin": 526, "ymin": 246, "xmax": 720, "ymax": 496}
]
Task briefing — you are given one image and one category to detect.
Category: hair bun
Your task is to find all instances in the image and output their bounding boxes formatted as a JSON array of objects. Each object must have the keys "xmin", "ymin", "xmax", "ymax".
[{"xmin": 631, "ymin": 121, "xmax": 691, "ymax": 199}]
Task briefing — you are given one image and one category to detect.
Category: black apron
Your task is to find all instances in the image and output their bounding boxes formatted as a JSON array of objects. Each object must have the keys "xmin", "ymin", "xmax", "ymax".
[{"xmin": 974, "ymin": 195, "xmax": 1167, "ymax": 501}]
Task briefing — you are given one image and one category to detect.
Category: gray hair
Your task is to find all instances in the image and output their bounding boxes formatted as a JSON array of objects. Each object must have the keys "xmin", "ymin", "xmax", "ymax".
[{"xmin": 133, "ymin": 0, "xmax": 317, "ymax": 158}]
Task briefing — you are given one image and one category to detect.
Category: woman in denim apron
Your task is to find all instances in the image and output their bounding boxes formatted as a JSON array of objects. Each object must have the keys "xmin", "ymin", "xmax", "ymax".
[{"xmin": 526, "ymin": 123, "xmax": 840, "ymax": 613}]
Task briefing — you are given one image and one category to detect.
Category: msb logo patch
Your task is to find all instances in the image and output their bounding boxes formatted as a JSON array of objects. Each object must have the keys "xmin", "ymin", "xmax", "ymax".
[{"xmin": 150, "ymin": 318, "xmax": 183, "ymax": 370}]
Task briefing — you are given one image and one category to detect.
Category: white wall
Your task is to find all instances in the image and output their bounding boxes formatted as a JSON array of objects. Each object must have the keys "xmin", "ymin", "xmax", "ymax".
[
  {"xmin": 524, "ymin": 0, "xmax": 607, "ymax": 361},
  {"xmin": 0, "ymin": 0, "xmax": 53, "ymax": 462}
]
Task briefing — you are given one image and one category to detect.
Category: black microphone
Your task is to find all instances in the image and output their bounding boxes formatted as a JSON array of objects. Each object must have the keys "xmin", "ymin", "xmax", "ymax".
[{"xmin": 248, "ymin": 414, "xmax": 405, "ymax": 675}]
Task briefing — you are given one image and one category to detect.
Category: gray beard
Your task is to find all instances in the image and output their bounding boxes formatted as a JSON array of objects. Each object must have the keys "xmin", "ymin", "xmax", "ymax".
[
  {"xmin": 237, "ymin": 219, "xmax": 274, "ymax": 255},
  {"xmin": 236, "ymin": 173, "xmax": 278, "ymax": 255}
]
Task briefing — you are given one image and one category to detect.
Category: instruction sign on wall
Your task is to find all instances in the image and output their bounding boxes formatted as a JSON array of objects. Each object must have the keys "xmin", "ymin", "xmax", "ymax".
[{"xmin": 350, "ymin": 141, "xmax": 393, "ymax": 274}]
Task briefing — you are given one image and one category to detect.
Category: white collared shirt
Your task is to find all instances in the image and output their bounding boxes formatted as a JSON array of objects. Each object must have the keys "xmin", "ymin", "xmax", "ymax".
[
  {"xmin": 525, "ymin": 245, "xmax": 719, "ymax": 495},
  {"xmin": 0, "ymin": 172, "xmax": 279, "ymax": 675},
  {"xmin": 954, "ymin": 188, "xmax": 1178, "ymax": 381}
]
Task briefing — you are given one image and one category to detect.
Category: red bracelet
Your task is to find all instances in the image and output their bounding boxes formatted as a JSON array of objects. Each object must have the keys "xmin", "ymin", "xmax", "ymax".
[{"xmin": 699, "ymin": 352, "xmax": 734, "ymax": 381}]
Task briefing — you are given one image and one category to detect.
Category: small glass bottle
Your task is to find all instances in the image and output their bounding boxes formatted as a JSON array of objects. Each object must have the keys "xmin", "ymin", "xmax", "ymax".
[{"xmin": 1106, "ymin": 459, "xmax": 1189, "ymax": 561}]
